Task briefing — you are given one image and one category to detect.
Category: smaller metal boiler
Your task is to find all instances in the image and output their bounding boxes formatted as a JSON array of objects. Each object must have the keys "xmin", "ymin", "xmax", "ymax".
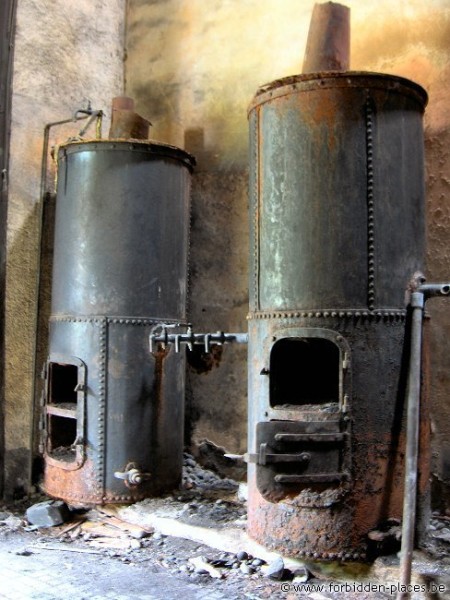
[{"xmin": 42, "ymin": 128, "xmax": 195, "ymax": 505}]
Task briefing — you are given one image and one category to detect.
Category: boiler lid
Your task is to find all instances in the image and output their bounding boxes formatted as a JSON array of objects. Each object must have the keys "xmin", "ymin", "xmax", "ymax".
[
  {"xmin": 58, "ymin": 139, "xmax": 196, "ymax": 172},
  {"xmin": 248, "ymin": 71, "xmax": 428, "ymax": 115}
]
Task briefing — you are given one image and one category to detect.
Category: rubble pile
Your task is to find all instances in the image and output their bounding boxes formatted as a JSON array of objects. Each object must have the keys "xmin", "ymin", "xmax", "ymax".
[
  {"xmin": 430, "ymin": 513, "xmax": 450, "ymax": 544},
  {"xmin": 182, "ymin": 451, "xmax": 240, "ymax": 492}
]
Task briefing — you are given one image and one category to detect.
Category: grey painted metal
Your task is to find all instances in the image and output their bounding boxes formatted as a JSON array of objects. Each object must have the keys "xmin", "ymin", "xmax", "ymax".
[
  {"xmin": 43, "ymin": 140, "xmax": 194, "ymax": 504},
  {"xmin": 52, "ymin": 140, "xmax": 193, "ymax": 319},
  {"xmin": 247, "ymin": 72, "xmax": 428, "ymax": 560}
]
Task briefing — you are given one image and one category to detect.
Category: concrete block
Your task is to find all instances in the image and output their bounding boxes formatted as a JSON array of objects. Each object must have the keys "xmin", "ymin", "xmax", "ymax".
[{"xmin": 26, "ymin": 500, "xmax": 71, "ymax": 527}]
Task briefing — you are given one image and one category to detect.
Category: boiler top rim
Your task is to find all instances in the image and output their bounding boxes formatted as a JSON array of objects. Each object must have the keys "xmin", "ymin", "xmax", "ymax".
[
  {"xmin": 248, "ymin": 70, "xmax": 428, "ymax": 115},
  {"xmin": 57, "ymin": 138, "xmax": 196, "ymax": 171}
]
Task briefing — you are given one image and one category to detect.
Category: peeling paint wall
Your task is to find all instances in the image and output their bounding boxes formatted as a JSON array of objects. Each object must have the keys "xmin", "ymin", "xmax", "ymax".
[
  {"xmin": 126, "ymin": 0, "xmax": 450, "ymax": 504},
  {"xmin": 4, "ymin": 0, "xmax": 126, "ymax": 496}
]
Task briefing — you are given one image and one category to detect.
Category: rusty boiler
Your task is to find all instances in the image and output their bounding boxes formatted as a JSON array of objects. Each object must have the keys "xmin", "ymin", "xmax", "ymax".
[
  {"xmin": 43, "ymin": 135, "xmax": 194, "ymax": 505},
  {"xmin": 246, "ymin": 71, "xmax": 429, "ymax": 560}
]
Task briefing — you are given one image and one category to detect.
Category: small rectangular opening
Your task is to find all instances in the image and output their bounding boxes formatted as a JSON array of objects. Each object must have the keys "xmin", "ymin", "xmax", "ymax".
[
  {"xmin": 46, "ymin": 360, "xmax": 83, "ymax": 464},
  {"xmin": 47, "ymin": 415, "xmax": 77, "ymax": 463},
  {"xmin": 270, "ymin": 337, "xmax": 339, "ymax": 407},
  {"xmin": 49, "ymin": 363, "xmax": 78, "ymax": 406}
]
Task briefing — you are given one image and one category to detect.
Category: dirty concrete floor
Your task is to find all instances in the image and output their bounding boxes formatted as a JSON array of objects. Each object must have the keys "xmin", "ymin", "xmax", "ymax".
[{"xmin": 0, "ymin": 454, "xmax": 449, "ymax": 600}]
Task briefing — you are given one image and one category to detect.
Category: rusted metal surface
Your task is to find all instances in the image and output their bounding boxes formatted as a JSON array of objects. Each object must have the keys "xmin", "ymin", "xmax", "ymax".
[
  {"xmin": 109, "ymin": 97, "xmax": 150, "ymax": 139},
  {"xmin": 247, "ymin": 73, "xmax": 428, "ymax": 559},
  {"xmin": 43, "ymin": 140, "xmax": 194, "ymax": 504},
  {"xmin": 302, "ymin": 2, "xmax": 350, "ymax": 73}
]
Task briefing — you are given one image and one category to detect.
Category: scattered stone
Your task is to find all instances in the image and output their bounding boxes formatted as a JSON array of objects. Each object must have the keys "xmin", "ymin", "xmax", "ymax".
[
  {"xmin": 4, "ymin": 515, "xmax": 23, "ymax": 530},
  {"xmin": 368, "ymin": 524, "xmax": 401, "ymax": 542},
  {"xmin": 368, "ymin": 530, "xmax": 388, "ymax": 542},
  {"xmin": 240, "ymin": 562, "xmax": 255, "ymax": 575},
  {"xmin": 189, "ymin": 556, "xmax": 223, "ymax": 579},
  {"xmin": 14, "ymin": 549, "xmax": 33, "ymax": 556},
  {"xmin": 251, "ymin": 558, "xmax": 264, "ymax": 567},
  {"xmin": 237, "ymin": 483, "xmax": 248, "ymax": 503},
  {"xmin": 264, "ymin": 557, "xmax": 285, "ymax": 580},
  {"xmin": 209, "ymin": 557, "xmax": 231, "ymax": 568},
  {"xmin": 236, "ymin": 550, "xmax": 248, "ymax": 561},
  {"xmin": 292, "ymin": 566, "xmax": 310, "ymax": 583},
  {"xmin": 26, "ymin": 500, "xmax": 71, "ymax": 528},
  {"xmin": 433, "ymin": 529, "xmax": 450, "ymax": 543},
  {"xmin": 182, "ymin": 452, "xmax": 239, "ymax": 492}
]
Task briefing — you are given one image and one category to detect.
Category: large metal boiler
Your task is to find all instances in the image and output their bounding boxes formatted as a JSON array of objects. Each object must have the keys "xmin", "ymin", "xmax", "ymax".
[
  {"xmin": 43, "ymin": 139, "xmax": 194, "ymax": 505},
  {"xmin": 246, "ymin": 72, "xmax": 429, "ymax": 560}
]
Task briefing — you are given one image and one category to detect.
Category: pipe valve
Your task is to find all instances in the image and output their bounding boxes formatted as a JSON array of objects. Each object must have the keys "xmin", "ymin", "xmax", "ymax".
[
  {"xmin": 114, "ymin": 463, "xmax": 151, "ymax": 486},
  {"xmin": 149, "ymin": 324, "xmax": 248, "ymax": 354}
]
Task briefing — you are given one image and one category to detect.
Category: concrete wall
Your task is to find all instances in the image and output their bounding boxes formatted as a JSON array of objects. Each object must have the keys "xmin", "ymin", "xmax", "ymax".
[
  {"xmin": 126, "ymin": 0, "xmax": 450, "ymax": 502},
  {"xmin": 4, "ymin": 0, "xmax": 126, "ymax": 496}
]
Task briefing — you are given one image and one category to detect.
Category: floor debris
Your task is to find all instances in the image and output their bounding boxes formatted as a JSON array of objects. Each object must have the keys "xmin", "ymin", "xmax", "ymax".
[{"xmin": 0, "ymin": 451, "xmax": 448, "ymax": 599}]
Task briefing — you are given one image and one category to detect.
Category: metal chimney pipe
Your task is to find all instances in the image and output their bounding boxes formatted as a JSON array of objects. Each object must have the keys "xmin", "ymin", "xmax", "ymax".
[{"xmin": 302, "ymin": 2, "xmax": 350, "ymax": 73}]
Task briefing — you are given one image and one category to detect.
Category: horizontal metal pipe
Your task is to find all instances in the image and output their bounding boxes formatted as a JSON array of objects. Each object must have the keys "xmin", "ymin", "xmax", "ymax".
[
  {"xmin": 419, "ymin": 283, "xmax": 450, "ymax": 298},
  {"xmin": 149, "ymin": 328, "xmax": 248, "ymax": 353}
]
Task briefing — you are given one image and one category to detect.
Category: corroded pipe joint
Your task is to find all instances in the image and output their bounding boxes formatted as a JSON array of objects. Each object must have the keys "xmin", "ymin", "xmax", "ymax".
[{"xmin": 410, "ymin": 292, "xmax": 425, "ymax": 310}]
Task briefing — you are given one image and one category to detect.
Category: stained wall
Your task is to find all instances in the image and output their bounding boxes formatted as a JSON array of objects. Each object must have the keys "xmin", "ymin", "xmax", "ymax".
[
  {"xmin": 126, "ymin": 0, "xmax": 450, "ymax": 502},
  {"xmin": 4, "ymin": 0, "xmax": 126, "ymax": 496}
]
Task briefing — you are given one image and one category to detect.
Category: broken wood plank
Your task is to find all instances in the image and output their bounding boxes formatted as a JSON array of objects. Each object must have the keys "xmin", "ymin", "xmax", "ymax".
[
  {"xmin": 88, "ymin": 537, "xmax": 141, "ymax": 550},
  {"xmin": 31, "ymin": 543, "xmax": 103, "ymax": 555},
  {"xmin": 57, "ymin": 516, "xmax": 87, "ymax": 537},
  {"xmin": 95, "ymin": 507, "xmax": 153, "ymax": 538},
  {"xmin": 81, "ymin": 522, "xmax": 126, "ymax": 538}
]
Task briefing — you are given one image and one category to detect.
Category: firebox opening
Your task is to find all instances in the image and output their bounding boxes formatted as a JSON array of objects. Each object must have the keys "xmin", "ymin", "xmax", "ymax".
[
  {"xmin": 49, "ymin": 362, "xmax": 78, "ymax": 406},
  {"xmin": 270, "ymin": 337, "xmax": 340, "ymax": 407},
  {"xmin": 47, "ymin": 415, "xmax": 77, "ymax": 462},
  {"xmin": 46, "ymin": 361, "xmax": 82, "ymax": 463}
]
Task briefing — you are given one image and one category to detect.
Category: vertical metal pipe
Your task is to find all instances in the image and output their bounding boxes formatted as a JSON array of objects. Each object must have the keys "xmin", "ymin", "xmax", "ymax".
[{"xmin": 398, "ymin": 291, "xmax": 424, "ymax": 599}]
